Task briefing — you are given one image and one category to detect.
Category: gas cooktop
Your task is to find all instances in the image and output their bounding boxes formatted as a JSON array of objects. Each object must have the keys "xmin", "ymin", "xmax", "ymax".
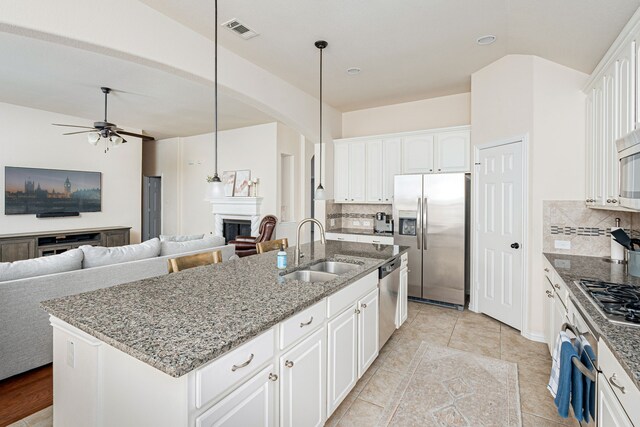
[{"xmin": 577, "ymin": 279, "xmax": 640, "ymax": 327}]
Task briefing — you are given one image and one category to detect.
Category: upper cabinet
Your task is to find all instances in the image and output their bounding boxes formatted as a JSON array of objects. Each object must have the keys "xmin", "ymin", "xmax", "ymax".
[
  {"xmin": 584, "ymin": 17, "xmax": 639, "ymax": 210},
  {"xmin": 333, "ymin": 126, "xmax": 470, "ymax": 204}
]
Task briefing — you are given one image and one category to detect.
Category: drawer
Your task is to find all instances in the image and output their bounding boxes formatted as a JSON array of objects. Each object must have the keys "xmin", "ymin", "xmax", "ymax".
[
  {"xmin": 598, "ymin": 340, "xmax": 640, "ymax": 424},
  {"xmin": 357, "ymin": 235, "xmax": 394, "ymax": 245},
  {"xmin": 326, "ymin": 233, "xmax": 357, "ymax": 242},
  {"xmin": 195, "ymin": 328, "xmax": 275, "ymax": 409},
  {"xmin": 279, "ymin": 299, "xmax": 326, "ymax": 350},
  {"xmin": 327, "ymin": 271, "xmax": 377, "ymax": 318},
  {"xmin": 401, "ymin": 253, "xmax": 408, "ymax": 268}
]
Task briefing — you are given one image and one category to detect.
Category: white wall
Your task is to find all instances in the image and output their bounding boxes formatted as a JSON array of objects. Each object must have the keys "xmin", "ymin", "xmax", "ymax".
[
  {"xmin": 341, "ymin": 93, "xmax": 471, "ymax": 138},
  {"xmin": 471, "ymin": 54, "xmax": 587, "ymax": 337},
  {"xmin": 0, "ymin": 102, "xmax": 143, "ymax": 242}
]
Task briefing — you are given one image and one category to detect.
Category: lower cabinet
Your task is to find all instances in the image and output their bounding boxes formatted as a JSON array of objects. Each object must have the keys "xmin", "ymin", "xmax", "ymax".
[
  {"xmin": 280, "ymin": 329, "xmax": 326, "ymax": 427},
  {"xmin": 327, "ymin": 305, "xmax": 358, "ymax": 415},
  {"xmin": 597, "ymin": 373, "xmax": 634, "ymax": 427},
  {"xmin": 358, "ymin": 288, "xmax": 379, "ymax": 377},
  {"xmin": 397, "ymin": 266, "xmax": 408, "ymax": 328},
  {"xmin": 196, "ymin": 365, "xmax": 276, "ymax": 427}
]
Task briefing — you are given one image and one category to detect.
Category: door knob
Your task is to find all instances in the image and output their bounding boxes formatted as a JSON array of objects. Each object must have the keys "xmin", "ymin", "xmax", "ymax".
[{"xmin": 510, "ymin": 243, "xmax": 520, "ymax": 249}]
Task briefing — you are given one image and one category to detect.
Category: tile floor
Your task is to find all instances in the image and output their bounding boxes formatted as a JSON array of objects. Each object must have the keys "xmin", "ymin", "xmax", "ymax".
[{"xmin": 326, "ymin": 301, "xmax": 580, "ymax": 427}]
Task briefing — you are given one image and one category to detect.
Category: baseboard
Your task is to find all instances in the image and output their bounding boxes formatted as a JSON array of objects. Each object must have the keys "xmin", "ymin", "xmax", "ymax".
[{"xmin": 521, "ymin": 330, "xmax": 546, "ymax": 343}]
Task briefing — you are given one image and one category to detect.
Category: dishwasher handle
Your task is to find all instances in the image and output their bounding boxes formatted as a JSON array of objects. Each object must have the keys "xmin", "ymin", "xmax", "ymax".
[{"xmin": 379, "ymin": 257, "xmax": 400, "ymax": 279}]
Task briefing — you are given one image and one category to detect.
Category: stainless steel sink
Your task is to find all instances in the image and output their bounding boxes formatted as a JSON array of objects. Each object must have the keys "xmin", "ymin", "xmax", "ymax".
[
  {"xmin": 282, "ymin": 270, "xmax": 337, "ymax": 283},
  {"xmin": 309, "ymin": 261, "xmax": 359, "ymax": 275}
]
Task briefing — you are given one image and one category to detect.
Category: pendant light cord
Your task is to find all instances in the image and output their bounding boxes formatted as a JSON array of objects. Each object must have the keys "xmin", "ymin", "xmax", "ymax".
[{"xmin": 214, "ymin": 0, "xmax": 219, "ymax": 178}]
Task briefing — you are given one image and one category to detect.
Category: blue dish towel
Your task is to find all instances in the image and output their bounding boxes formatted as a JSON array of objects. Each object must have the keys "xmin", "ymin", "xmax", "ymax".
[
  {"xmin": 580, "ymin": 342, "xmax": 597, "ymax": 422},
  {"xmin": 554, "ymin": 340, "xmax": 579, "ymax": 418}
]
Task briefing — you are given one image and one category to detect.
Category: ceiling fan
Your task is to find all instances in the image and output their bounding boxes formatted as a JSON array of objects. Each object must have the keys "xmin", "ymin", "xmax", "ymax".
[{"xmin": 53, "ymin": 87, "xmax": 153, "ymax": 152}]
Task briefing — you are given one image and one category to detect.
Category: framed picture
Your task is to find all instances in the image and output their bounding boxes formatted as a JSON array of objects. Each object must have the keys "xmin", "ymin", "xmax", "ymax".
[
  {"xmin": 5, "ymin": 166, "xmax": 102, "ymax": 215},
  {"xmin": 234, "ymin": 170, "xmax": 251, "ymax": 197},
  {"xmin": 222, "ymin": 171, "xmax": 236, "ymax": 197}
]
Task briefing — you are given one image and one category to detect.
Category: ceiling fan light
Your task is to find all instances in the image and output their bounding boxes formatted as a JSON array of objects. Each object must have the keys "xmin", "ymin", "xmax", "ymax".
[
  {"xmin": 110, "ymin": 135, "xmax": 124, "ymax": 146},
  {"xmin": 87, "ymin": 132, "xmax": 100, "ymax": 146}
]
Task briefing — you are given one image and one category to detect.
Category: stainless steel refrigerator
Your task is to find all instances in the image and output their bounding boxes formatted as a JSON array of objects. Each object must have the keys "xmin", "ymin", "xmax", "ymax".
[{"xmin": 393, "ymin": 173, "xmax": 469, "ymax": 307}]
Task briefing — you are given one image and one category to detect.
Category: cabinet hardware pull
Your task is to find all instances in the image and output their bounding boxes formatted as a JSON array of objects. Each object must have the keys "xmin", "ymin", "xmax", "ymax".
[
  {"xmin": 544, "ymin": 268, "xmax": 550, "ymax": 272},
  {"xmin": 546, "ymin": 290, "xmax": 554, "ymax": 298},
  {"xmin": 554, "ymin": 284, "xmax": 561, "ymax": 290},
  {"xmin": 612, "ymin": 199, "xmax": 618, "ymax": 203},
  {"xmin": 609, "ymin": 374, "xmax": 626, "ymax": 394},
  {"xmin": 372, "ymin": 240, "xmax": 380, "ymax": 243},
  {"xmin": 355, "ymin": 308, "xmax": 361, "ymax": 314},
  {"xmin": 300, "ymin": 316, "xmax": 314, "ymax": 327},
  {"xmin": 285, "ymin": 360, "xmax": 294, "ymax": 368},
  {"xmin": 361, "ymin": 303, "xmax": 367, "ymax": 309},
  {"xmin": 231, "ymin": 353, "xmax": 254, "ymax": 371},
  {"xmin": 269, "ymin": 373, "xmax": 278, "ymax": 381},
  {"xmin": 607, "ymin": 199, "xmax": 612, "ymax": 203}
]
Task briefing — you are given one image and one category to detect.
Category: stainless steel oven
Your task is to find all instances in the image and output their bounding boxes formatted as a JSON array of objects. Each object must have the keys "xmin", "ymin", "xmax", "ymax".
[{"xmin": 616, "ymin": 128, "xmax": 640, "ymax": 210}]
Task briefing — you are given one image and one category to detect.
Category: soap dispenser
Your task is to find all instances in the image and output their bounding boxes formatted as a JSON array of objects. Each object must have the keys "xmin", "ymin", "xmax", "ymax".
[{"xmin": 277, "ymin": 244, "xmax": 287, "ymax": 269}]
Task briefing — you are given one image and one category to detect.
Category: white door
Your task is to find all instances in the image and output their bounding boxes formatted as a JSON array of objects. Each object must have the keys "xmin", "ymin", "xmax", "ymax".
[
  {"xmin": 402, "ymin": 134, "xmax": 434, "ymax": 174},
  {"xmin": 397, "ymin": 267, "xmax": 408, "ymax": 328},
  {"xmin": 326, "ymin": 306, "xmax": 358, "ymax": 416},
  {"xmin": 435, "ymin": 131, "xmax": 470, "ymax": 173},
  {"xmin": 348, "ymin": 142, "xmax": 366, "ymax": 202},
  {"xmin": 365, "ymin": 140, "xmax": 383, "ymax": 203},
  {"xmin": 334, "ymin": 142, "xmax": 350, "ymax": 203},
  {"xmin": 598, "ymin": 373, "xmax": 634, "ymax": 427},
  {"xmin": 476, "ymin": 140, "xmax": 524, "ymax": 329},
  {"xmin": 382, "ymin": 138, "xmax": 402, "ymax": 203},
  {"xmin": 280, "ymin": 329, "xmax": 325, "ymax": 427},
  {"xmin": 357, "ymin": 288, "xmax": 379, "ymax": 377},
  {"xmin": 196, "ymin": 365, "xmax": 276, "ymax": 427}
]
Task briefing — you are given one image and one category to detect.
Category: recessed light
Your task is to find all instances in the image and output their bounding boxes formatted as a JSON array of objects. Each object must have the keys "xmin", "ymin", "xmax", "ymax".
[
  {"xmin": 477, "ymin": 35, "xmax": 497, "ymax": 46},
  {"xmin": 346, "ymin": 67, "xmax": 361, "ymax": 75}
]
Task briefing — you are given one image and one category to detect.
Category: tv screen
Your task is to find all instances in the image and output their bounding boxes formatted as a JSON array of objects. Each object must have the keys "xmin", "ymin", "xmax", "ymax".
[{"xmin": 4, "ymin": 167, "xmax": 101, "ymax": 215}]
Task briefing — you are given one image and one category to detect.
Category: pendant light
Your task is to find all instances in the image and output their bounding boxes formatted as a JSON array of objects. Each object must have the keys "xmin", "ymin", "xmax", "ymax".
[
  {"xmin": 314, "ymin": 40, "xmax": 328, "ymax": 201},
  {"xmin": 207, "ymin": 0, "xmax": 226, "ymax": 200}
]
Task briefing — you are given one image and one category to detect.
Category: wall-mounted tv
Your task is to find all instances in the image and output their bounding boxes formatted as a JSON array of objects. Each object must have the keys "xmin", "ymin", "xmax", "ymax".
[{"xmin": 4, "ymin": 167, "xmax": 101, "ymax": 215}]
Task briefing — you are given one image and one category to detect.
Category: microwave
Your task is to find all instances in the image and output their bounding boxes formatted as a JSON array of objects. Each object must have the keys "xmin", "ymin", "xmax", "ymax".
[{"xmin": 616, "ymin": 128, "xmax": 640, "ymax": 210}]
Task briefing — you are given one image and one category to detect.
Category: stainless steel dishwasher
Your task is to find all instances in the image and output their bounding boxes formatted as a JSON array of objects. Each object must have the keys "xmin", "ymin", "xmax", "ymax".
[{"xmin": 379, "ymin": 256, "xmax": 400, "ymax": 350}]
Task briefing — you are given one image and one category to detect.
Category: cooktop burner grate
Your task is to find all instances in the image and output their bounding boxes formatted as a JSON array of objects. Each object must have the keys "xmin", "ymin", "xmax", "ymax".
[{"xmin": 577, "ymin": 279, "xmax": 640, "ymax": 326}]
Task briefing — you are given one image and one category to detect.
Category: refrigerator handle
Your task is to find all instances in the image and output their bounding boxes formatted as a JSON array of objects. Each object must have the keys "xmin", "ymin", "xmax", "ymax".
[
  {"xmin": 423, "ymin": 197, "xmax": 428, "ymax": 250},
  {"xmin": 416, "ymin": 197, "xmax": 421, "ymax": 250}
]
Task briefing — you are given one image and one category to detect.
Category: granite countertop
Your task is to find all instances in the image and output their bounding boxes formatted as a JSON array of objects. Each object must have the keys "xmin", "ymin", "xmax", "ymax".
[
  {"xmin": 41, "ymin": 241, "xmax": 408, "ymax": 378},
  {"xmin": 327, "ymin": 227, "xmax": 393, "ymax": 237},
  {"xmin": 543, "ymin": 253, "xmax": 640, "ymax": 389}
]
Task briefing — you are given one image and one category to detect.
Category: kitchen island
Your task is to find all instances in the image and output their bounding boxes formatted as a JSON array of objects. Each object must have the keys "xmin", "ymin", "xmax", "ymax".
[{"xmin": 41, "ymin": 241, "xmax": 408, "ymax": 427}]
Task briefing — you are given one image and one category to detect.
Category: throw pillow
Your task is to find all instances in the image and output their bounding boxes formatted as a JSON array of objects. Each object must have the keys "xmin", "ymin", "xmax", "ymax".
[
  {"xmin": 160, "ymin": 236, "xmax": 225, "ymax": 256},
  {"xmin": 159, "ymin": 234, "xmax": 205, "ymax": 242},
  {"xmin": 81, "ymin": 238, "xmax": 161, "ymax": 269},
  {"xmin": 0, "ymin": 248, "xmax": 83, "ymax": 282}
]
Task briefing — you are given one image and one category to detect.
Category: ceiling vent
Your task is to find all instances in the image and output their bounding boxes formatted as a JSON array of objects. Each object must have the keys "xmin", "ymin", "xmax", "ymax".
[{"xmin": 221, "ymin": 18, "xmax": 259, "ymax": 40}]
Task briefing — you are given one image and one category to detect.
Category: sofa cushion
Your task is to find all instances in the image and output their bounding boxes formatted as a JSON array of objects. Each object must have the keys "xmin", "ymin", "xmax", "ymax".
[
  {"xmin": 160, "ymin": 236, "xmax": 225, "ymax": 257},
  {"xmin": 0, "ymin": 249, "xmax": 83, "ymax": 282},
  {"xmin": 81, "ymin": 238, "xmax": 161, "ymax": 269},
  {"xmin": 159, "ymin": 234, "xmax": 205, "ymax": 242}
]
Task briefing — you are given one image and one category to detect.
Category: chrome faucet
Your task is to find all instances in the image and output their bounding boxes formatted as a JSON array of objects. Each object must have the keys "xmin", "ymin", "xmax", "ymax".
[{"xmin": 295, "ymin": 218, "xmax": 326, "ymax": 265}]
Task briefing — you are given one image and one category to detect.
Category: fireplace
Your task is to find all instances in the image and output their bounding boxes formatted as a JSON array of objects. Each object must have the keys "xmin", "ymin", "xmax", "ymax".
[
  {"xmin": 208, "ymin": 197, "xmax": 263, "ymax": 239},
  {"xmin": 223, "ymin": 219, "xmax": 252, "ymax": 242}
]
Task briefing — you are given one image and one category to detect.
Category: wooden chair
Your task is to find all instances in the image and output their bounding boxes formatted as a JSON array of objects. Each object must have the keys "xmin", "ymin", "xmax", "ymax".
[
  {"xmin": 168, "ymin": 250, "xmax": 223, "ymax": 273},
  {"xmin": 256, "ymin": 238, "xmax": 288, "ymax": 255}
]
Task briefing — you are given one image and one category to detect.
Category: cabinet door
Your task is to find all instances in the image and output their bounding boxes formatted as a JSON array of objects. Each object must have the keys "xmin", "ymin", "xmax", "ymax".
[
  {"xmin": 543, "ymin": 277, "xmax": 555, "ymax": 355},
  {"xmin": 348, "ymin": 142, "xmax": 366, "ymax": 202},
  {"xmin": 357, "ymin": 288, "xmax": 379, "ymax": 377},
  {"xmin": 591, "ymin": 80, "xmax": 605, "ymax": 206},
  {"xmin": 280, "ymin": 329, "xmax": 325, "ymax": 427},
  {"xmin": 196, "ymin": 365, "xmax": 276, "ymax": 427},
  {"xmin": 0, "ymin": 238, "xmax": 37, "ymax": 262},
  {"xmin": 402, "ymin": 134, "xmax": 434, "ymax": 174},
  {"xmin": 103, "ymin": 230, "xmax": 129, "ymax": 247},
  {"xmin": 334, "ymin": 142, "xmax": 350, "ymax": 203},
  {"xmin": 397, "ymin": 267, "xmax": 408, "ymax": 328},
  {"xmin": 365, "ymin": 140, "xmax": 383, "ymax": 203},
  {"xmin": 597, "ymin": 373, "xmax": 634, "ymax": 427},
  {"xmin": 327, "ymin": 306, "xmax": 358, "ymax": 416},
  {"xmin": 553, "ymin": 294, "xmax": 568, "ymax": 343},
  {"xmin": 604, "ymin": 65, "xmax": 619, "ymax": 207},
  {"xmin": 435, "ymin": 131, "xmax": 470, "ymax": 173},
  {"xmin": 382, "ymin": 138, "xmax": 402, "ymax": 203},
  {"xmin": 585, "ymin": 89, "xmax": 596, "ymax": 205}
]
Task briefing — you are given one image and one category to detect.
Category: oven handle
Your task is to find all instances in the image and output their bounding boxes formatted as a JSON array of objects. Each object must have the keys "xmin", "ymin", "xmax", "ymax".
[{"xmin": 561, "ymin": 322, "xmax": 598, "ymax": 382}]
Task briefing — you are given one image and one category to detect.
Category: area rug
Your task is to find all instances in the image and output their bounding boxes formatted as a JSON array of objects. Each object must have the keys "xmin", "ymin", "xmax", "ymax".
[{"xmin": 377, "ymin": 342, "xmax": 522, "ymax": 427}]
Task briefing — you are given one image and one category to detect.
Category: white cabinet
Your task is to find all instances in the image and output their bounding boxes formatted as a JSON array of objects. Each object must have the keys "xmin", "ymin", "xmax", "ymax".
[
  {"xmin": 365, "ymin": 140, "xmax": 383, "ymax": 203},
  {"xmin": 543, "ymin": 276, "xmax": 555, "ymax": 355},
  {"xmin": 397, "ymin": 266, "xmax": 408, "ymax": 328},
  {"xmin": 357, "ymin": 288, "xmax": 379, "ymax": 377},
  {"xmin": 435, "ymin": 131, "xmax": 471, "ymax": 173},
  {"xmin": 280, "ymin": 329, "xmax": 326, "ymax": 427},
  {"xmin": 349, "ymin": 142, "xmax": 366, "ymax": 202},
  {"xmin": 334, "ymin": 142, "xmax": 350, "ymax": 203},
  {"xmin": 325, "ymin": 233, "xmax": 393, "ymax": 245},
  {"xmin": 402, "ymin": 134, "xmax": 435, "ymax": 173},
  {"xmin": 196, "ymin": 365, "xmax": 276, "ymax": 427},
  {"xmin": 597, "ymin": 374, "xmax": 634, "ymax": 427},
  {"xmin": 327, "ymin": 305, "xmax": 358, "ymax": 415},
  {"xmin": 382, "ymin": 138, "xmax": 402, "ymax": 203},
  {"xmin": 598, "ymin": 340, "xmax": 640, "ymax": 425}
]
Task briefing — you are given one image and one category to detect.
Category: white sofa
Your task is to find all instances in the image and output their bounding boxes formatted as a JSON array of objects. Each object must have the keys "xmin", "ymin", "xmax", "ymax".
[{"xmin": 0, "ymin": 237, "xmax": 235, "ymax": 380}]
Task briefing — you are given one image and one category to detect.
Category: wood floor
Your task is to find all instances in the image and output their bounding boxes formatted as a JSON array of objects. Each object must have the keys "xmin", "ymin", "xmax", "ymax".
[{"xmin": 0, "ymin": 364, "xmax": 52, "ymax": 427}]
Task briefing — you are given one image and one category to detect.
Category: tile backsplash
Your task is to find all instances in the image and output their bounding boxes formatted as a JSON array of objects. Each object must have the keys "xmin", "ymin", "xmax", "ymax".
[
  {"xmin": 543, "ymin": 200, "xmax": 640, "ymax": 257},
  {"xmin": 325, "ymin": 200, "xmax": 392, "ymax": 231}
]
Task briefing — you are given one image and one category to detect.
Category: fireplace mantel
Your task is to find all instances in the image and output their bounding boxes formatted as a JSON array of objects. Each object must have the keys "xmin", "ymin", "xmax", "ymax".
[{"xmin": 208, "ymin": 197, "xmax": 263, "ymax": 237}]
